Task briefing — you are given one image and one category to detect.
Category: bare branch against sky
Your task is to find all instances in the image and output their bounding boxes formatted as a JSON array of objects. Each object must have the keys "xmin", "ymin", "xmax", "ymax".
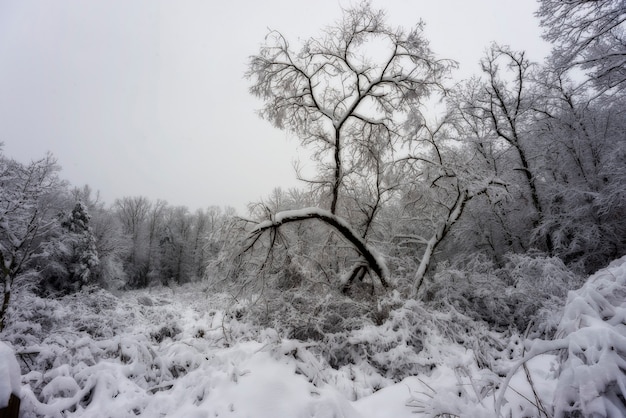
[{"xmin": 0, "ymin": 0, "xmax": 549, "ymax": 213}]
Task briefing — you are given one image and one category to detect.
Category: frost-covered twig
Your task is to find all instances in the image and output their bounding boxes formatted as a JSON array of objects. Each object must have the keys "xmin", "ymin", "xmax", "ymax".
[
  {"xmin": 495, "ymin": 338, "xmax": 568, "ymax": 415},
  {"xmin": 522, "ymin": 356, "xmax": 550, "ymax": 418}
]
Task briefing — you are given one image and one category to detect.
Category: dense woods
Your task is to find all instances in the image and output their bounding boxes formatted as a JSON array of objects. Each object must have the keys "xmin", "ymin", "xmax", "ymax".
[{"xmin": 1, "ymin": 1, "xmax": 625, "ymax": 417}]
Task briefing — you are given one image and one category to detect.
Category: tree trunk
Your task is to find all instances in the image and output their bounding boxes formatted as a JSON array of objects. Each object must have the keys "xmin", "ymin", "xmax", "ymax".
[
  {"xmin": 0, "ymin": 393, "xmax": 20, "ymax": 418},
  {"xmin": 0, "ymin": 281, "xmax": 10, "ymax": 332},
  {"xmin": 0, "ymin": 253, "xmax": 12, "ymax": 332},
  {"xmin": 331, "ymin": 129, "xmax": 341, "ymax": 215},
  {"xmin": 412, "ymin": 189, "xmax": 468, "ymax": 297}
]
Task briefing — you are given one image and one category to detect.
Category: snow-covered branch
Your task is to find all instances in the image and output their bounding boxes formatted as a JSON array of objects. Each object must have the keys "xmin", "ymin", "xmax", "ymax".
[{"xmin": 250, "ymin": 207, "xmax": 389, "ymax": 288}]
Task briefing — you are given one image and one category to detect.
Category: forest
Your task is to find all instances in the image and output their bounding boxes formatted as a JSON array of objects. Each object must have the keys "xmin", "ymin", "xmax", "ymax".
[{"xmin": 1, "ymin": 1, "xmax": 625, "ymax": 417}]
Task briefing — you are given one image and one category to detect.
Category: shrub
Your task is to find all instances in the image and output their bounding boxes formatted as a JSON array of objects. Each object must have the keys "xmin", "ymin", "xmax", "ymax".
[{"xmin": 423, "ymin": 253, "xmax": 582, "ymax": 334}]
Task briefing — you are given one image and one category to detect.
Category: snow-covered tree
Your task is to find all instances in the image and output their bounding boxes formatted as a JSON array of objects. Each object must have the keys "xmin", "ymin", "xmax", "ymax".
[
  {"xmin": 37, "ymin": 200, "xmax": 100, "ymax": 294},
  {"xmin": 450, "ymin": 45, "xmax": 554, "ymax": 255},
  {"xmin": 0, "ymin": 151, "xmax": 64, "ymax": 330},
  {"xmin": 71, "ymin": 185, "xmax": 129, "ymax": 289},
  {"xmin": 143, "ymin": 199, "xmax": 167, "ymax": 286},
  {"xmin": 114, "ymin": 196, "xmax": 151, "ymax": 287},
  {"xmin": 64, "ymin": 202, "xmax": 99, "ymax": 285},
  {"xmin": 247, "ymin": 2, "xmax": 453, "ymax": 215},
  {"xmin": 537, "ymin": 0, "xmax": 626, "ymax": 92},
  {"xmin": 532, "ymin": 74, "xmax": 626, "ymax": 272},
  {"xmin": 243, "ymin": 3, "xmax": 464, "ymax": 300},
  {"xmin": 159, "ymin": 206, "xmax": 195, "ymax": 284},
  {"xmin": 393, "ymin": 114, "xmax": 508, "ymax": 295}
]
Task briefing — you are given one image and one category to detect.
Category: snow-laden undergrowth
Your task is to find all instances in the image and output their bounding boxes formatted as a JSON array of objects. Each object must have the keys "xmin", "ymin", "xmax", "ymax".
[
  {"xmin": 552, "ymin": 256, "xmax": 626, "ymax": 416},
  {"xmin": 1, "ymin": 256, "xmax": 625, "ymax": 417},
  {"xmin": 496, "ymin": 256, "xmax": 626, "ymax": 417}
]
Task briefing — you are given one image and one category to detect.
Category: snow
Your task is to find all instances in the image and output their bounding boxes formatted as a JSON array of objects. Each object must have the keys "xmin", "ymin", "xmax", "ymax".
[
  {"xmin": 3, "ymin": 285, "xmax": 430, "ymax": 417},
  {"xmin": 1, "ymin": 257, "xmax": 625, "ymax": 417},
  {"xmin": 0, "ymin": 341, "xmax": 21, "ymax": 408}
]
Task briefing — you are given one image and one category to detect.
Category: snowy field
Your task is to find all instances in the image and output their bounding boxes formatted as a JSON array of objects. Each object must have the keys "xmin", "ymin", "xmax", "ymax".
[{"xmin": 2, "ymin": 257, "xmax": 625, "ymax": 417}]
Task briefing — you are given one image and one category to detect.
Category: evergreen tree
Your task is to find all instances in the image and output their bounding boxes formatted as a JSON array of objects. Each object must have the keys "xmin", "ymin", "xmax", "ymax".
[
  {"xmin": 64, "ymin": 201, "xmax": 100, "ymax": 285},
  {"xmin": 39, "ymin": 201, "xmax": 100, "ymax": 293}
]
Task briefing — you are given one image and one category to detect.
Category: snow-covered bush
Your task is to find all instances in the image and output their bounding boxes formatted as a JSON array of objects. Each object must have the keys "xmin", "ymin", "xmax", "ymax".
[
  {"xmin": 230, "ymin": 284, "xmax": 380, "ymax": 342},
  {"xmin": 424, "ymin": 253, "xmax": 581, "ymax": 334},
  {"xmin": 320, "ymin": 297, "xmax": 510, "ymax": 382},
  {"xmin": 551, "ymin": 256, "xmax": 626, "ymax": 417},
  {"xmin": 495, "ymin": 256, "xmax": 626, "ymax": 417},
  {"xmin": 232, "ymin": 286, "xmax": 518, "ymax": 402}
]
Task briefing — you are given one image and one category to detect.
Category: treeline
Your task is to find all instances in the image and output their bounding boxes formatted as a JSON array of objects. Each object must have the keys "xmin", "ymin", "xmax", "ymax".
[{"xmin": 0, "ymin": 155, "xmax": 237, "ymax": 330}]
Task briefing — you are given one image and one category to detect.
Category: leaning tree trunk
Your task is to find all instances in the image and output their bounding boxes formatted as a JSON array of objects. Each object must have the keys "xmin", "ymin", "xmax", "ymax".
[
  {"xmin": 250, "ymin": 207, "xmax": 389, "ymax": 288},
  {"xmin": 412, "ymin": 188, "xmax": 468, "ymax": 297}
]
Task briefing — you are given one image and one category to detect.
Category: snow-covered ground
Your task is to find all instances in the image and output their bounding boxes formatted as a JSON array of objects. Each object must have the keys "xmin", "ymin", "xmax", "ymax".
[{"xmin": 2, "ymin": 256, "xmax": 625, "ymax": 417}]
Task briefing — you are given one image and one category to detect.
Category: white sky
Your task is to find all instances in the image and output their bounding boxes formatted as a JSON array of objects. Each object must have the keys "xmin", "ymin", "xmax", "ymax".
[{"xmin": 0, "ymin": 0, "xmax": 550, "ymax": 213}]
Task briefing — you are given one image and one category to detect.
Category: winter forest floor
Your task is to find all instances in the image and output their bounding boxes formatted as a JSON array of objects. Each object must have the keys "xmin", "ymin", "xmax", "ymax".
[{"xmin": 2, "ymin": 256, "xmax": 626, "ymax": 418}]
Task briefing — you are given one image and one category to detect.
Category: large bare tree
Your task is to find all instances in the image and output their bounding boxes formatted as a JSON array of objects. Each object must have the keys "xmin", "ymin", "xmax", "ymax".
[{"xmin": 247, "ymin": 3, "xmax": 453, "ymax": 215}]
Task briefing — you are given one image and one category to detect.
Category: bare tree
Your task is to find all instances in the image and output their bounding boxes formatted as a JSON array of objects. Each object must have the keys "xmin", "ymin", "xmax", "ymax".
[
  {"xmin": 160, "ymin": 206, "xmax": 194, "ymax": 284},
  {"xmin": 454, "ymin": 45, "xmax": 553, "ymax": 253},
  {"xmin": 0, "ymin": 152, "xmax": 63, "ymax": 330},
  {"xmin": 114, "ymin": 196, "xmax": 151, "ymax": 286},
  {"xmin": 145, "ymin": 199, "xmax": 167, "ymax": 284},
  {"xmin": 247, "ymin": 2, "xmax": 453, "ymax": 214},
  {"xmin": 342, "ymin": 139, "xmax": 402, "ymax": 240},
  {"xmin": 396, "ymin": 116, "xmax": 506, "ymax": 295},
  {"xmin": 242, "ymin": 3, "xmax": 454, "ymax": 296},
  {"xmin": 537, "ymin": 0, "xmax": 626, "ymax": 91},
  {"xmin": 446, "ymin": 79, "xmax": 526, "ymax": 260}
]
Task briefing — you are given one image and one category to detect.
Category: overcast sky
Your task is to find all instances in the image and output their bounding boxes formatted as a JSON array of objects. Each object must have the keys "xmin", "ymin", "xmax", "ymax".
[{"xmin": 0, "ymin": 0, "xmax": 550, "ymax": 213}]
